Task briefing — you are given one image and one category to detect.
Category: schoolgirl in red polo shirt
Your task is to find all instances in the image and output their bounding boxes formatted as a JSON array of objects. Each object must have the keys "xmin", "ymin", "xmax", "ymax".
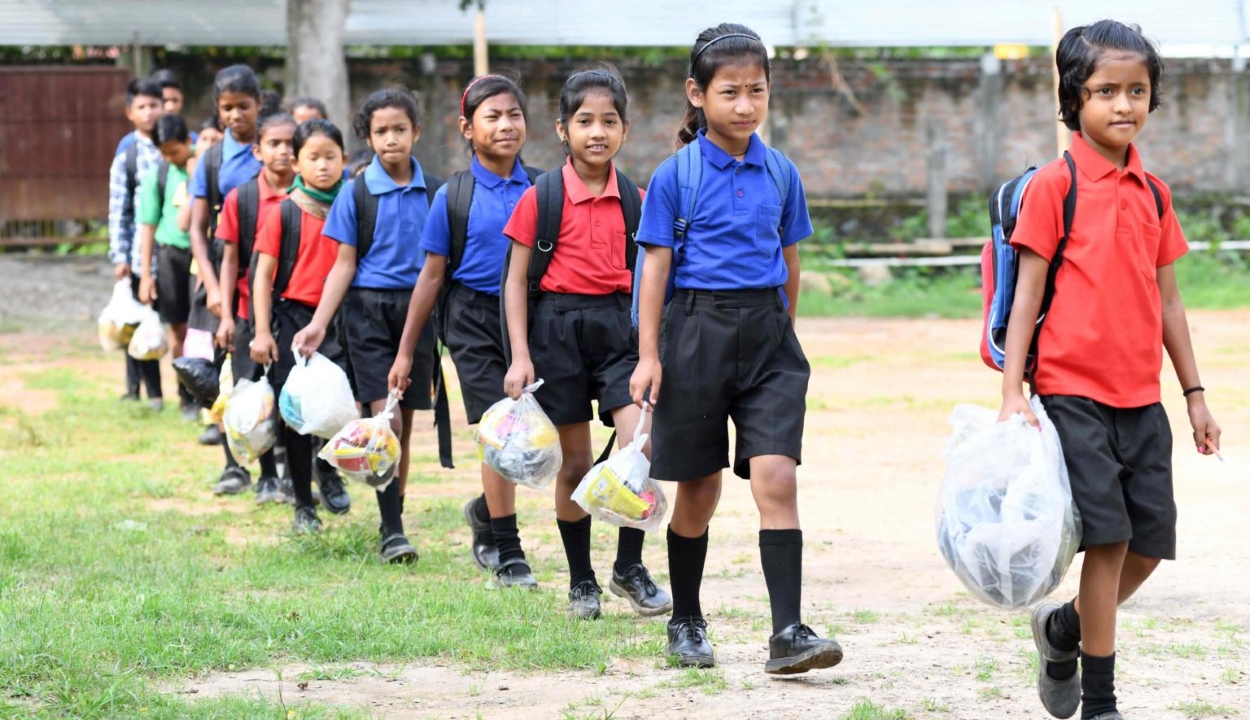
[
  {"xmin": 999, "ymin": 21, "xmax": 1221, "ymax": 720},
  {"xmin": 250, "ymin": 119, "xmax": 350, "ymax": 534},
  {"xmin": 502, "ymin": 68, "xmax": 671, "ymax": 621}
]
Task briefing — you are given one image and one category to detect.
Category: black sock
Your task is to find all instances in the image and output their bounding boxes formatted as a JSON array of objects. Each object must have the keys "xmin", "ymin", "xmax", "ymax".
[
  {"xmin": 259, "ymin": 448, "xmax": 278, "ymax": 480},
  {"xmin": 284, "ymin": 427, "xmax": 316, "ymax": 508},
  {"xmin": 667, "ymin": 525, "xmax": 709, "ymax": 621},
  {"xmin": 614, "ymin": 526, "xmax": 645, "ymax": 575},
  {"xmin": 760, "ymin": 529, "xmax": 803, "ymax": 635},
  {"xmin": 222, "ymin": 436, "xmax": 239, "ymax": 468},
  {"xmin": 473, "ymin": 493, "xmax": 491, "ymax": 523},
  {"xmin": 490, "ymin": 514, "xmax": 525, "ymax": 565},
  {"xmin": 1080, "ymin": 652, "xmax": 1116, "ymax": 719},
  {"xmin": 1047, "ymin": 598, "xmax": 1081, "ymax": 680},
  {"xmin": 376, "ymin": 481, "xmax": 404, "ymax": 537},
  {"xmin": 557, "ymin": 516, "xmax": 596, "ymax": 589}
]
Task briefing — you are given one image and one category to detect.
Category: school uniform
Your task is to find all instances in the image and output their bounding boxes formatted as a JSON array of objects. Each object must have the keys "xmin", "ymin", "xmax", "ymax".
[
  {"xmin": 216, "ymin": 173, "xmax": 288, "ymax": 383},
  {"xmin": 137, "ymin": 162, "xmax": 193, "ymax": 325},
  {"xmin": 323, "ymin": 155, "xmax": 437, "ymax": 410},
  {"xmin": 420, "ymin": 157, "xmax": 531, "ymax": 424},
  {"xmin": 502, "ymin": 159, "xmax": 643, "ymax": 427},
  {"xmin": 1011, "ymin": 132, "xmax": 1188, "ymax": 560},
  {"xmin": 636, "ymin": 130, "xmax": 813, "ymax": 481}
]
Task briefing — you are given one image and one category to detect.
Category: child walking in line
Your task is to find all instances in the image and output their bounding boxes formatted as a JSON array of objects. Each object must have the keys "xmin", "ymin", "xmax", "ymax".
[
  {"xmin": 502, "ymin": 67, "xmax": 672, "ymax": 618},
  {"xmin": 999, "ymin": 21, "xmax": 1220, "ymax": 720},
  {"xmin": 293, "ymin": 89, "xmax": 443, "ymax": 564},
  {"xmin": 250, "ymin": 119, "xmax": 351, "ymax": 533},
  {"xmin": 388, "ymin": 75, "xmax": 541, "ymax": 586},
  {"xmin": 630, "ymin": 24, "xmax": 842, "ymax": 673}
]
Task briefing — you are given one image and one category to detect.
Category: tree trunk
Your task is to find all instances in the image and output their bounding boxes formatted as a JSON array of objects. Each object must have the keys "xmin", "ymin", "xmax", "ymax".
[{"xmin": 287, "ymin": 0, "xmax": 351, "ymax": 133}]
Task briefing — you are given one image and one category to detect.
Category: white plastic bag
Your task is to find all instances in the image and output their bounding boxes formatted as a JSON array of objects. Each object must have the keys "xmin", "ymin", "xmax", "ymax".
[
  {"xmin": 223, "ymin": 377, "xmax": 278, "ymax": 463},
  {"xmin": 183, "ymin": 328, "xmax": 215, "ymax": 361},
  {"xmin": 935, "ymin": 397, "xmax": 1082, "ymax": 609},
  {"xmin": 571, "ymin": 408, "xmax": 668, "ymax": 532},
  {"xmin": 98, "ymin": 280, "xmax": 145, "ymax": 352},
  {"xmin": 127, "ymin": 308, "xmax": 168, "ymax": 361},
  {"xmin": 319, "ymin": 392, "xmax": 401, "ymax": 492},
  {"xmin": 475, "ymin": 380, "xmax": 562, "ymax": 490},
  {"xmin": 280, "ymin": 353, "xmax": 358, "ymax": 439}
]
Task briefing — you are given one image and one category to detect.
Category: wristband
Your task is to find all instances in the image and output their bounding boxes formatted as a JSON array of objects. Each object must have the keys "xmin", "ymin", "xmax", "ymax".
[{"xmin": 1183, "ymin": 386, "xmax": 1205, "ymax": 397}]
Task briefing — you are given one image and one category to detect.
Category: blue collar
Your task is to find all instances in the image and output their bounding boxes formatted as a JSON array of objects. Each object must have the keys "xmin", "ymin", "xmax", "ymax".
[
  {"xmin": 364, "ymin": 155, "xmax": 425, "ymax": 195},
  {"xmin": 696, "ymin": 128, "xmax": 766, "ymax": 169},
  {"xmin": 470, "ymin": 156, "xmax": 529, "ymax": 189},
  {"xmin": 222, "ymin": 129, "xmax": 252, "ymax": 161}
]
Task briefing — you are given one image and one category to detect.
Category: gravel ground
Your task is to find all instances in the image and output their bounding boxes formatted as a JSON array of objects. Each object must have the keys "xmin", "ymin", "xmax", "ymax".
[{"xmin": 0, "ymin": 252, "xmax": 119, "ymax": 330}]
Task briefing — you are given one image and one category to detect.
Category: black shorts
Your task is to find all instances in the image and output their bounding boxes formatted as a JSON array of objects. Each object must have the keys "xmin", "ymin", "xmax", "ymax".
[
  {"xmin": 1040, "ymin": 395, "xmax": 1177, "ymax": 559},
  {"xmin": 651, "ymin": 289, "xmax": 809, "ymax": 481},
  {"xmin": 529, "ymin": 292, "xmax": 636, "ymax": 427},
  {"xmin": 268, "ymin": 299, "xmax": 346, "ymax": 392},
  {"xmin": 232, "ymin": 317, "xmax": 262, "ymax": 384},
  {"xmin": 342, "ymin": 287, "xmax": 435, "ymax": 410},
  {"xmin": 187, "ymin": 272, "xmax": 219, "ymax": 334},
  {"xmin": 443, "ymin": 284, "xmax": 507, "ymax": 425},
  {"xmin": 156, "ymin": 245, "xmax": 192, "ymax": 325}
]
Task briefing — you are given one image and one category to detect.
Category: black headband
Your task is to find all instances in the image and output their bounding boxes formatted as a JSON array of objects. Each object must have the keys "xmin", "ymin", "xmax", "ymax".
[{"xmin": 691, "ymin": 32, "xmax": 762, "ymax": 66}]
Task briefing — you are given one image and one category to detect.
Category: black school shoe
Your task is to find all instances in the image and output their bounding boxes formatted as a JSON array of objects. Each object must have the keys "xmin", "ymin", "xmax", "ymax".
[
  {"xmin": 254, "ymin": 475, "xmax": 285, "ymax": 504},
  {"xmin": 380, "ymin": 533, "xmax": 418, "ymax": 564},
  {"xmin": 567, "ymin": 580, "xmax": 603, "ymax": 620},
  {"xmin": 609, "ymin": 563, "xmax": 673, "ymax": 617},
  {"xmin": 198, "ymin": 424, "xmax": 222, "ymax": 446},
  {"xmin": 462, "ymin": 497, "xmax": 500, "ymax": 570},
  {"xmin": 212, "ymin": 466, "xmax": 251, "ymax": 495},
  {"xmin": 293, "ymin": 504, "xmax": 322, "ymax": 533},
  {"xmin": 1087, "ymin": 714, "xmax": 1125, "ymax": 720},
  {"xmin": 666, "ymin": 617, "xmax": 716, "ymax": 668},
  {"xmin": 1030, "ymin": 602, "xmax": 1081, "ymax": 719},
  {"xmin": 317, "ymin": 471, "xmax": 351, "ymax": 515},
  {"xmin": 765, "ymin": 623, "xmax": 843, "ymax": 675},
  {"xmin": 492, "ymin": 558, "xmax": 538, "ymax": 589}
]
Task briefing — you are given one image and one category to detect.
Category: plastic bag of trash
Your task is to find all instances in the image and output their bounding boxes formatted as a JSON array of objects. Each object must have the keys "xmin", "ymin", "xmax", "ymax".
[
  {"xmin": 98, "ymin": 280, "xmax": 145, "ymax": 352},
  {"xmin": 223, "ymin": 377, "xmax": 277, "ymax": 463},
  {"xmin": 571, "ymin": 408, "xmax": 667, "ymax": 532},
  {"xmin": 182, "ymin": 328, "xmax": 215, "ymax": 361},
  {"xmin": 280, "ymin": 352, "xmax": 358, "ymax": 439},
  {"xmin": 475, "ymin": 380, "xmax": 562, "ymax": 490},
  {"xmin": 208, "ymin": 358, "xmax": 234, "ymax": 425},
  {"xmin": 172, "ymin": 356, "xmax": 219, "ymax": 405},
  {"xmin": 319, "ymin": 392, "xmax": 401, "ymax": 491},
  {"xmin": 127, "ymin": 308, "xmax": 168, "ymax": 361},
  {"xmin": 935, "ymin": 397, "xmax": 1082, "ymax": 609}
]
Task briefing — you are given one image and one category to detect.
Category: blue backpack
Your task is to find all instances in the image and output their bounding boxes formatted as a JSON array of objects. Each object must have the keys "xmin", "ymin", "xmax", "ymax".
[
  {"xmin": 979, "ymin": 151, "xmax": 1163, "ymax": 374},
  {"xmin": 630, "ymin": 140, "xmax": 792, "ymax": 326}
]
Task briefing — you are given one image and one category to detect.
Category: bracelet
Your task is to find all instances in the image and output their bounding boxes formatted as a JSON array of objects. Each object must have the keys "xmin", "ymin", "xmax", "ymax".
[{"xmin": 1183, "ymin": 386, "xmax": 1205, "ymax": 397}]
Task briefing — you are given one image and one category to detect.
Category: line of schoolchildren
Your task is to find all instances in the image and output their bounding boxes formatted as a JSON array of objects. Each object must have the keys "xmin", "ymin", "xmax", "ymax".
[{"xmin": 107, "ymin": 20, "xmax": 1223, "ymax": 713}]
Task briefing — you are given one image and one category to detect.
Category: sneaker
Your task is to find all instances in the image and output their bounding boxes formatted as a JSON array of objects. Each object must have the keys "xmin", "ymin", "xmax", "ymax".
[
  {"xmin": 609, "ymin": 563, "xmax": 673, "ymax": 617},
  {"xmin": 1031, "ymin": 602, "xmax": 1081, "ymax": 719},
  {"xmin": 765, "ymin": 623, "xmax": 843, "ymax": 675},
  {"xmin": 254, "ymin": 476, "xmax": 285, "ymax": 504},
  {"xmin": 380, "ymin": 533, "xmax": 418, "ymax": 564},
  {"xmin": 462, "ymin": 497, "xmax": 500, "ymax": 571},
  {"xmin": 198, "ymin": 425, "xmax": 222, "ymax": 446},
  {"xmin": 666, "ymin": 617, "xmax": 715, "ymax": 668},
  {"xmin": 317, "ymin": 471, "xmax": 351, "ymax": 515},
  {"xmin": 180, "ymin": 402, "xmax": 201, "ymax": 422},
  {"xmin": 492, "ymin": 558, "xmax": 538, "ymax": 589},
  {"xmin": 567, "ymin": 580, "xmax": 603, "ymax": 620},
  {"xmin": 212, "ymin": 466, "xmax": 252, "ymax": 495},
  {"xmin": 120, "ymin": 389, "xmax": 141, "ymax": 402},
  {"xmin": 147, "ymin": 398, "xmax": 164, "ymax": 412},
  {"xmin": 293, "ymin": 504, "xmax": 322, "ymax": 533}
]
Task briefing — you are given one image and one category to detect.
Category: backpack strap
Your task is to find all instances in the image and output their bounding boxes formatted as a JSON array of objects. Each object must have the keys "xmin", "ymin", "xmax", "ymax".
[
  {"xmin": 203, "ymin": 142, "xmax": 225, "ymax": 229},
  {"xmin": 122, "ymin": 143, "xmax": 140, "ymax": 219},
  {"xmin": 353, "ymin": 176, "xmax": 378, "ymax": 261},
  {"xmin": 444, "ymin": 170, "xmax": 475, "ymax": 276},
  {"xmin": 523, "ymin": 165, "xmax": 543, "ymax": 184},
  {"xmin": 616, "ymin": 169, "xmax": 642, "ymax": 271},
  {"xmin": 1029, "ymin": 151, "xmax": 1079, "ymax": 379},
  {"xmin": 272, "ymin": 199, "xmax": 303, "ymax": 300},
  {"xmin": 236, "ymin": 179, "xmax": 262, "ymax": 277},
  {"xmin": 528, "ymin": 170, "xmax": 565, "ymax": 297},
  {"xmin": 1145, "ymin": 177, "xmax": 1165, "ymax": 219},
  {"xmin": 674, "ymin": 142, "xmax": 702, "ymax": 248},
  {"xmin": 763, "ymin": 147, "xmax": 792, "ymax": 233},
  {"xmin": 156, "ymin": 162, "xmax": 170, "ymax": 209}
]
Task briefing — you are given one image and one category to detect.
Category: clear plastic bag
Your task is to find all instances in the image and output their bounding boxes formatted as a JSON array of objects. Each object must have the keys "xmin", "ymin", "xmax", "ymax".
[
  {"xmin": 182, "ymin": 328, "xmax": 216, "ymax": 361},
  {"xmin": 99, "ymin": 280, "xmax": 145, "ymax": 352},
  {"xmin": 208, "ymin": 358, "xmax": 234, "ymax": 425},
  {"xmin": 935, "ymin": 397, "xmax": 1082, "ymax": 609},
  {"xmin": 319, "ymin": 392, "xmax": 401, "ymax": 491},
  {"xmin": 127, "ymin": 308, "xmax": 168, "ymax": 361},
  {"xmin": 571, "ymin": 408, "xmax": 668, "ymax": 532},
  {"xmin": 280, "ymin": 353, "xmax": 358, "ymax": 439},
  {"xmin": 172, "ymin": 356, "xmax": 219, "ymax": 405},
  {"xmin": 475, "ymin": 380, "xmax": 562, "ymax": 490},
  {"xmin": 223, "ymin": 376, "xmax": 278, "ymax": 463}
]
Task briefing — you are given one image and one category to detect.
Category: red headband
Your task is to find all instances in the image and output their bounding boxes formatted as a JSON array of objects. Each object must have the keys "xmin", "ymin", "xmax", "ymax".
[{"xmin": 460, "ymin": 74, "xmax": 505, "ymax": 117}]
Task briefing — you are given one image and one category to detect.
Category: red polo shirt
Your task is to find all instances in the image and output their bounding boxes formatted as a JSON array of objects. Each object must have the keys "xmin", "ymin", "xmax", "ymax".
[
  {"xmin": 503, "ymin": 159, "xmax": 644, "ymax": 295},
  {"xmin": 216, "ymin": 173, "xmax": 287, "ymax": 320},
  {"xmin": 1011, "ymin": 132, "xmax": 1188, "ymax": 408},
  {"xmin": 252, "ymin": 201, "xmax": 338, "ymax": 309}
]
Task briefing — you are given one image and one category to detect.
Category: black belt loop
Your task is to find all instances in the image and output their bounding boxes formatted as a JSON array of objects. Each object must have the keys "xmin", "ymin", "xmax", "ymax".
[{"xmin": 684, "ymin": 291, "xmax": 696, "ymax": 315}]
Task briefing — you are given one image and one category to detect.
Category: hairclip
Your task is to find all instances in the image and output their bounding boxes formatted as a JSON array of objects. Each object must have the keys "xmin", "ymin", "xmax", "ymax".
[
  {"xmin": 691, "ymin": 32, "xmax": 762, "ymax": 66},
  {"xmin": 461, "ymin": 74, "xmax": 505, "ymax": 117}
]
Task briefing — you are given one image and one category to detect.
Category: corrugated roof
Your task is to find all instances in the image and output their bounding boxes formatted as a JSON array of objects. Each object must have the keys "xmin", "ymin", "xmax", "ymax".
[{"xmin": 2, "ymin": 0, "xmax": 1246, "ymax": 48}]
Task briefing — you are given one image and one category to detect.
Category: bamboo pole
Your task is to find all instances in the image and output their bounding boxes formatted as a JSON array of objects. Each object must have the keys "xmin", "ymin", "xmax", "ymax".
[
  {"xmin": 1052, "ymin": 6, "xmax": 1071, "ymax": 155},
  {"xmin": 474, "ymin": 8, "xmax": 489, "ymax": 76}
]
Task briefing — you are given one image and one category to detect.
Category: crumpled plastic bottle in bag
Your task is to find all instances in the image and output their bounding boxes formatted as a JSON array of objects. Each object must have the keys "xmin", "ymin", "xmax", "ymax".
[
  {"xmin": 474, "ymin": 380, "xmax": 562, "ymax": 490},
  {"xmin": 571, "ymin": 406, "xmax": 668, "ymax": 532},
  {"xmin": 223, "ymin": 376, "xmax": 278, "ymax": 463},
  {"xmin": 127, "ymin": 308, "xmax": 168, "ymax": 361},
  {"xmin": 99, "ymin": 279, "xmax": 145, "ymax": 352},
  {"xmin": 280, "ymin": 352, "xmax": 359, "ymax": 439},
  {"xmin": 319, "ymin": 392, "xmax": 402, "ymax": 491},
  {"xmin": 935, "ymin": 396, "xmax": 1082, "ymax": 609}
]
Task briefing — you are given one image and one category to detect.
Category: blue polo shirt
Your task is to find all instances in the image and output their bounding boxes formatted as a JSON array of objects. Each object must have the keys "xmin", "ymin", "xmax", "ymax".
[
  {"xmin": 419, "ymin": 157, "xmax": 532, "ymax": 295},
  {"xmin": 323, "ymin": 155, "xmax": 431, "ymax": 290},
  {"xmin": 636, "ymin": 130, "xmax": 812, "ymax": 291},
  {"xmin": 189, "ymin": 129, "xmax": 260, "ymax": 200}
]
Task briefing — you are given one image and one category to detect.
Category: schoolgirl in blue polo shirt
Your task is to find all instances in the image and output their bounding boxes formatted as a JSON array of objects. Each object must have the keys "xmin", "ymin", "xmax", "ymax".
[
  {"xmin": 630, "ymin": 24, "xmax": 842, "ymax": 674},
  {"xmin": 293, "ymin": 88, "xmax": 440, "ymax": 564},
  {"xmin": 386, "ymin": 75, "xmax": 540, "ymax": 587},
  {"xmin": 187, "ymin": 64, "xmax": 264, "ymax": 496}
]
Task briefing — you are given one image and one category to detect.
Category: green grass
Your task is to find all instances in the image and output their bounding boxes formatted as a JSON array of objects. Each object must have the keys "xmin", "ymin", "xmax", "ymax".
[
  {"xmin": 1172, "ymin": 700, "xmax": 1239, "ymax": 718},
  {"xmin": 0, "ymin": 369, "xmax": 663, "ymax": 718},
  {"xmin": 840, "ymin": 699, "xmax": 912, "ymax": 720}
]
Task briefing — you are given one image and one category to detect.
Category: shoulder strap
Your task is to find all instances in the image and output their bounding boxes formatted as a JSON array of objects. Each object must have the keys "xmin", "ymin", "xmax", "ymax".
[
  {"xmin": 236, "ymin": 179, "xmax": 262, "ymax": 276},
  {"xmin": 528, "ymin": 170, "xmax": 565, "ymax": 296},
  {"xmin": 424, "ymin": 173, "xmax": 445, "ymax": 207},
  {"xmin": 763, "ymin": 147, "xmax": 791, "ymax": 234},
  {"xmin": 445, "ymin": 171, "xmax": 475, "ymax": 276},
  {"xmin": 523, "ymin": 165, "xmax": 543, "ymax": 184},
  {"xmin": 1145, "ymin": 177, "xmax": 1165, "ymax": 219},
  {"xmin": 272, "ymin": 199, "xmax": 303, "ymax": 299},
  {"xmin": 1030, "ymin": 151, "xmax": 1079, "ymax": 376},
  {"xmin": 353, "ymin": 176, "xmax": 378, "ymax": 260},
  {"xmin": 674, "ymin": 142, "xmax": 702, "ymax": 244},
  {"xmin": 123, "ymin": 144, "xmax": 140, "ymax": 216},
  {"xmin": 615, "ymin": 169, "xmax": 642, "ymax": 271},
  {"xmin": 204, "ymin": 142, "xmax": 224, "ymax": 209}
]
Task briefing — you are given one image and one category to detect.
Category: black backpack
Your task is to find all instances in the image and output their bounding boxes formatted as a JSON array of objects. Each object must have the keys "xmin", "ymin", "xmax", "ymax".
[
  {"xmin": 246, "ymin": 198, "xmax": 304, "ymax": 313},
  {"xmin": 233, "ymin": 179, "xmax": 263, "ymax": 280},
  {"xmin": 203, "ymin": 142, "xmax": 261, "ymax": 273}
]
